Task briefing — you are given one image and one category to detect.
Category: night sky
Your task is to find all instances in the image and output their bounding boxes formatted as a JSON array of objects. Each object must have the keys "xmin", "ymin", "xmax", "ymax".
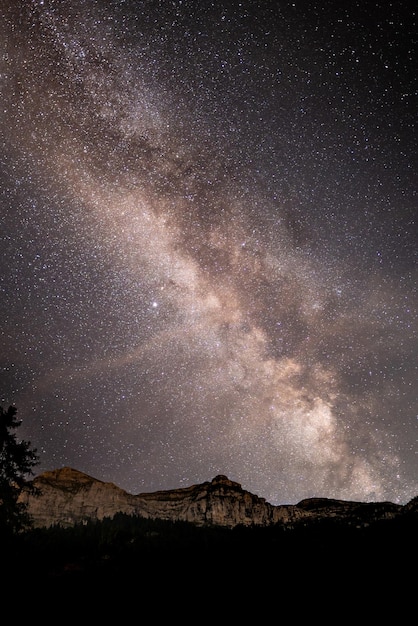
[{"xmin": 1, "ymin": 0, "xmax": 416, "ymax": 505}]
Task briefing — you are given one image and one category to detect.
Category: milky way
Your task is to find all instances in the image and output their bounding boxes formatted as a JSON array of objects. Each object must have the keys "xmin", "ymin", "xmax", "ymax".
[{"xmin": 1, "ymin": 0, "xmax": 416, "ymax": 504}]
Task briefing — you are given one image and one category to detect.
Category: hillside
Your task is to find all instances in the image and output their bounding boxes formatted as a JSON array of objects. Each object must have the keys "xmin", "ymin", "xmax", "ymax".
[{"xmin": 6, "ymin": 468, "xmax": 417, "ymax": 610}]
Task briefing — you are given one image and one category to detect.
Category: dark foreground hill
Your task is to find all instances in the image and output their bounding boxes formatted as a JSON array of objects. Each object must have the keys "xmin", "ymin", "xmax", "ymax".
[
  {"xmin": 5, "ymin": 467, "xmax": 416, "ymax": 607},
  {"xmin": 4, "ymin": 503, "xmax": 417, "ymax": 615}
]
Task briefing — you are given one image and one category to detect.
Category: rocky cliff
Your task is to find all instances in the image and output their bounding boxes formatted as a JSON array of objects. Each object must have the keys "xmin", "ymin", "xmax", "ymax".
[
  {"xmin": 19, "ymin": 466, "xmax": 411, "ymax": 530},
  {"xmin": 19, "ymin": 467, "xmax": 295, "ymax": 528}
]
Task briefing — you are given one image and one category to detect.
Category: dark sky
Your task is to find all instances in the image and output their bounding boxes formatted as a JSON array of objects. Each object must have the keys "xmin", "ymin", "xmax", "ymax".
[{"xmin": 1, "ymin": 0, "xmax": 416, "ymax": 505}]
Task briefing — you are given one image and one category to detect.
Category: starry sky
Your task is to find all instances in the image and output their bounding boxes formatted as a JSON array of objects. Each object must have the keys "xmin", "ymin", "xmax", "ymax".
[{"xmin": 1, "ymin": 0, "xmax": 416, "ymax": 505}]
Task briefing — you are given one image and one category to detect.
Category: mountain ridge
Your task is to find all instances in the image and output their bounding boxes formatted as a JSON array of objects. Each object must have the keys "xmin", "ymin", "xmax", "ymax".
[{"xmin": 19, "ymin": 466, "xmax": 416, "ymax": 530}]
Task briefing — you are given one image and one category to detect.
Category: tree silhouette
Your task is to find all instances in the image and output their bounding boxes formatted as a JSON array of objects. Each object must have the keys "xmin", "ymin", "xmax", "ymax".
[{"xmin": 0, "ymin": 405, "xmax": 39, "ymax": 534}]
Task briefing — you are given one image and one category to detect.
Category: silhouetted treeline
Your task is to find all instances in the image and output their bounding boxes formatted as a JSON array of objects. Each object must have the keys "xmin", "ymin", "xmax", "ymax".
[{"xmin": 5, "ymin": 506, "xmax": 417, "ymax": 596}]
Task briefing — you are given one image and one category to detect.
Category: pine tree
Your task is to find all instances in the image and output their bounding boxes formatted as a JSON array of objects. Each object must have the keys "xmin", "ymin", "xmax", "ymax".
[{"xmin": 0, "ymin": 405, "xmax": 39, "ymax": 534}]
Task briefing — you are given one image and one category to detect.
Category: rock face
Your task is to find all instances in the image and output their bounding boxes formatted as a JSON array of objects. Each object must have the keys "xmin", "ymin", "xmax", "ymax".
[
  {"xmin": 19, "ymin": 468, "xmax": 288, "ymax": 528},
  {"xmin": 19, "ymin": 467, "xmax": 140, "ymax": 528},
  {"xmin": 19, "ymin": 466, "xmax": 409, "ymax": 530}
]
